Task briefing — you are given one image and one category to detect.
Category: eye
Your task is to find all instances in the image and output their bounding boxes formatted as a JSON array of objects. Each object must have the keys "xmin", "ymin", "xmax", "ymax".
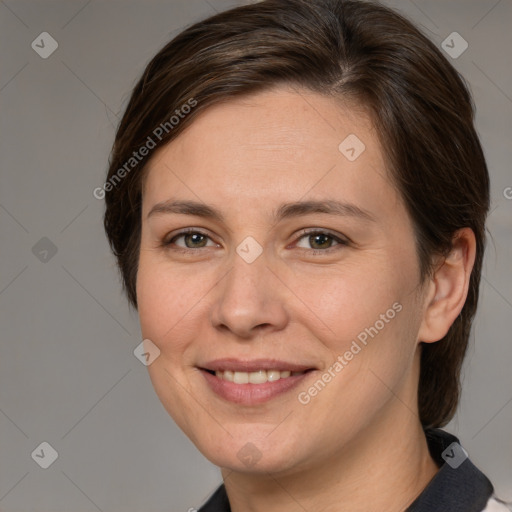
[
  {"xmin": 163, "ymin": 229, "xmax": 218, "ymax": 250},
  {"xmin": 161, "ymin": 228, "xmax": 348, "ymax": 255},
  {"xmin": 294, "ymin": 229, "xmax": 348, "ymax": 253}
]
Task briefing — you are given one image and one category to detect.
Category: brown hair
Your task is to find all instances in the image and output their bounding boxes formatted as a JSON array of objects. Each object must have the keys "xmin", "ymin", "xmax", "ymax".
[{"xmin": 103, "ymin": 0, "xmax": 490, "ymax": 428}]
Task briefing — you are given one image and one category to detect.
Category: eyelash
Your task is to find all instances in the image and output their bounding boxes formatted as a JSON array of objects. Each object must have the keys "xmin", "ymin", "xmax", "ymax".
[{"xmin": 161, "ymin": 228, "xmax": 349, "ymax": 255}]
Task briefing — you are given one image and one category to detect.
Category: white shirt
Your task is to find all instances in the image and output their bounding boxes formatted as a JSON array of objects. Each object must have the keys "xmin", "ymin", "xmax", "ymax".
[{"xmin": 482, "ymin": 498, "xmax": 511, "ymax": 511}]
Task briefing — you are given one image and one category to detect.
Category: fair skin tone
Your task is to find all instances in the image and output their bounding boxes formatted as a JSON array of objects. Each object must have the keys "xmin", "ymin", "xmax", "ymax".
[{"xmin": 136, "ymin": 86, "xmax": 476, "ymax": 512}]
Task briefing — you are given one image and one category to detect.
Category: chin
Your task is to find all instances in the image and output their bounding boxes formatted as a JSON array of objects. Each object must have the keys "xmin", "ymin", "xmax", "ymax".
[{"xmin": 194, "ymin": 431, "xmax": 308, "ymax": 475}]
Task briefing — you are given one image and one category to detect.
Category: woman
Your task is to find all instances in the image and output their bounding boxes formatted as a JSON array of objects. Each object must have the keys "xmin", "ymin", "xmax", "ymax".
[{"xmin": 102, "ymin": 0, "xmax": 509, "ymax": 510}]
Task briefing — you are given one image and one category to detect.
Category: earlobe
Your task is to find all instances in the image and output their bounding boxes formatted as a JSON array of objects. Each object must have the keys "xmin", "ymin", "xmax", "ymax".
[{"xmin": 417, "ymin": 228, "xmax": 476, "ymax": 344}]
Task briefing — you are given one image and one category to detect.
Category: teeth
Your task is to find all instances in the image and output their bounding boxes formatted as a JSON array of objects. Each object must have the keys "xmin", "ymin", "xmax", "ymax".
[
  {"xmin": 233, "ymin": 371, "xmax": 249, "ymax": 384},
  {"xmin": 249, "ymin": 370, "xmax": 267, "ymax": 384},
  {"xmin": 267, "ymin": 370, "xmax": 281, "ymax": 382},
  {"xmin": 214, "ymin": 369, "xmax": 304, "ymax": 383}
]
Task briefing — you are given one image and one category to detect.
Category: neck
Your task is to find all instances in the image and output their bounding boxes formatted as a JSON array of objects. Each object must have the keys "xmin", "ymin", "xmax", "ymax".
[{"xmin": 221, "ymin": 364, "xmax": 439, "ymax": 512}]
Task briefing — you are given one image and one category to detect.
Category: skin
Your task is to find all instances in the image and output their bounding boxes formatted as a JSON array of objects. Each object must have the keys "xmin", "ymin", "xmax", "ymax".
[{"xmin": 136, "ymin": 86, "xmax": 476, "ymax": 512}]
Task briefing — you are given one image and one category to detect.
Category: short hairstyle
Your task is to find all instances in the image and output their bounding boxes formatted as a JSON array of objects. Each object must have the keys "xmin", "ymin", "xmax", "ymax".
[{"xmin": 103, "ymin": 0, "xmax": 490, "ymax": 428}]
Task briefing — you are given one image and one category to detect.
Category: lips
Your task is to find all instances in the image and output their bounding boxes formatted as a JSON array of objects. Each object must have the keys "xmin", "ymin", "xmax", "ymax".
[{"xmin": 198, "ymin": 358, "xmax": 316, "ymax": 405}]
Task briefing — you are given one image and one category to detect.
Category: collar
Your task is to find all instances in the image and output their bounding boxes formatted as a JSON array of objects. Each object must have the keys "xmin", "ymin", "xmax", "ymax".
[
  {"xmin": 406, "ymin": 428, "xmax": 493, "ymax": 511},
  {"xmin": 198, "ymin": 428, "xmax": 493, "ymax": 512}
]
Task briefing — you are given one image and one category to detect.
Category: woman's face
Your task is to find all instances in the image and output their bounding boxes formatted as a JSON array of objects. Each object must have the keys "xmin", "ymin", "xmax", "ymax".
[{"xmin": 137, "ymin": 87, "xmax": 428, "ymax": 474}]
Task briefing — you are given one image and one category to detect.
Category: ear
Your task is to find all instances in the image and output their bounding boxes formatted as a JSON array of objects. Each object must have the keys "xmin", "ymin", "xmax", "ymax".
[{"xmin": 417, "ymin": 228, "xmax": 476, "ymax": 344}]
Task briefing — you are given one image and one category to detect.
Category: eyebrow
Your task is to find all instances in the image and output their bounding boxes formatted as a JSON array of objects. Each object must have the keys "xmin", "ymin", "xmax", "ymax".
[{"xmin": 147, "ymin": 199, "xmax": 376, "ymax": 223}]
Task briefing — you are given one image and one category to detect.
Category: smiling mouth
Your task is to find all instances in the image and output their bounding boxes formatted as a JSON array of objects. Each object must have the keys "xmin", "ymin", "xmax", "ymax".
[
  {"xmin": 198, "ymin": 358, "xmax": 316, "ymax": 404},
  {"xmin": 199, "ymin": 365, "xmax": 315, "ymax": 405}
]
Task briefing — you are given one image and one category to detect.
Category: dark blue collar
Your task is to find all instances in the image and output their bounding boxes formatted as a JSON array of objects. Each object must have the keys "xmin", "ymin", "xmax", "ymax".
[
  {"xmin": 406, "ymin": 428, "xmax": 493, "ymax": 511},
  {"xmin": 198, "ymin": 429, "xmax": 493, "ymax": 512}
]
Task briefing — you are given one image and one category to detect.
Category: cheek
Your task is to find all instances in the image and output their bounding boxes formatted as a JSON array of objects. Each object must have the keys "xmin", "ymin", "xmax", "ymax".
[
  {"xmin": 294, "ymin": 252, "xmax": 420, "ymax": 406},
  {"xmin": 136, "ymin": 257, "xmax": 209, "ymax": 433},
  {"xmin": 307, "ymin": 300, "xmax": 419, "ymax": 429},
  {"xmin": 136, "ymin": 260, "xmax": 168, "ymax": 341},
  {"xmin": 136, "ymin": 251, "xmax": 208, "ymax": 344},
  {"xmin": 291, "ymin": 258, "xmax": 405, "ymax": 346}
]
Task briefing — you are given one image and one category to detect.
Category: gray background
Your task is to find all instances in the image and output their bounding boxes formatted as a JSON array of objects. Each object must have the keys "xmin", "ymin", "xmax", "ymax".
[{"xmin": 0, "ymin": 0, "xmax": 511, "ymax": 510}]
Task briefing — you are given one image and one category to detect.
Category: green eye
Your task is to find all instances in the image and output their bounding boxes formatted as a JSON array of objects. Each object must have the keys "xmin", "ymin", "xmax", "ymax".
[
  {"xmin": 295, "ymin": 230, "xmax": 348, "ymax": 252},
  {"xmin": 181, "ymin": 232, "xmax": 208, "ymax": 248},
  {"xmin": 308, "ymin": 233, "xmax": 334, "ymax": 249},
  {"xmin": 163, "ymin": 228, "xmax": 348, "ymax": 254},
  {"xmin": 164, "ymin": 229, "xmax": 215, "ymax": 250}
]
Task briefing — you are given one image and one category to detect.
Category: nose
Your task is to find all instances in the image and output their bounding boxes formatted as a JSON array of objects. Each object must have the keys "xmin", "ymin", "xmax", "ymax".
[{"xmin": 209, "ymin": 250, "xmax": 289, "ymax": 340}]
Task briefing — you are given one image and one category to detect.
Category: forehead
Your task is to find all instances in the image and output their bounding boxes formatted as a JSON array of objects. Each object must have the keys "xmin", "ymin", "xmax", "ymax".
[{"xmin": 142, "ymin": 87, "xmax": 401, "ymax": 223}]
